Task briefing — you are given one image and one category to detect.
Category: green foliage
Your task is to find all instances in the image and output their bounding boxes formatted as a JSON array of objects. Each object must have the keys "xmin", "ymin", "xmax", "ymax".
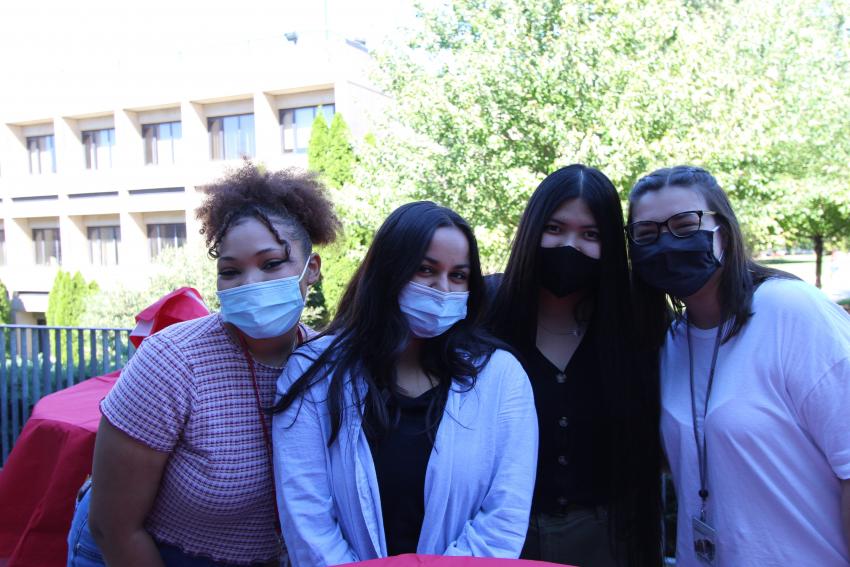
[
  {"xmin": 81, "ymin": 243, "xmax": 218, "ymax": 329},
  {"xmin": 776, "ymin": 182, "xmax": 850, "ymax": 285},
  {"xmin": 306, "ymin": 110, "xmax": 372, "ymax": 317},
  {"xmin": 325, "ymin": 114, "xmax": 356, "ymax": 189},
  {"xmin": 307, "ymin": 112, "xmax": 330, "ymax": 174},
  {"xmin": 0, "ymin": 279, "xmax": 11, "ymax": 324},
  {"xmin": 302, "ymin": 278, "xmax": 330, "ymax": 330},
  {"xmin": 47, "ymin": 270, "xmax": 99, "ymax": 327},
  {"xmin": 308, "ymin": 111, "xmax": 357, "ymax": 190},
  {"xmin": 363, "ymin": 0, "xmax": 850, "ymax": 265}
]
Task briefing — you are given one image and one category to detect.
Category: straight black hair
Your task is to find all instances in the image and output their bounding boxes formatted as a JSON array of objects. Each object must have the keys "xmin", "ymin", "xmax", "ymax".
[
  {"xmin": 628, "ymin": 165, "xmax": 795, "ymax": 347},
  {"xmin": 273, "ymin": 201, "xmax": 500, "ymax": 446},
  {"xmin": 489, "ymin": 164, "xmax": 662, "ymax": 566}
]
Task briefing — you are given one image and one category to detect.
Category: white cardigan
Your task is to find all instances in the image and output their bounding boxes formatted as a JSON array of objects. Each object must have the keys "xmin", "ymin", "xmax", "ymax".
[{"xmin": 272, "ymin": 335, "xmax": 538, "ymax": 567}]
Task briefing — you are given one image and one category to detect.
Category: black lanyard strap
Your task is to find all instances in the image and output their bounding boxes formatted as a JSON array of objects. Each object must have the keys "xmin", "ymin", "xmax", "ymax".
[{"xmin": 687, "ymin": 322, "xmax": 723, "ymax": 520}]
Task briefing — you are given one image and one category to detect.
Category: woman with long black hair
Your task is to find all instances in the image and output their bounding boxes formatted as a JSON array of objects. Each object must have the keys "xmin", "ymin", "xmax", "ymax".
[
  {"xmin": 271, "ymin": 201, "xmax": 538, "ymax": 567},
  {"xmin": 488, "ymin": 164, "xmax": 662, "ymax": 566},
  {"xmin": 627, "ymin": 165, "xmax": 850, "ymax": 566}
]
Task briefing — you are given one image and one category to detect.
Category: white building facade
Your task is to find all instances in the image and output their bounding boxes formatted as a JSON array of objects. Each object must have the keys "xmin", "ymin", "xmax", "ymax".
[{"xmin": 0, "ymin": 34, "xmax": 386, "ymax": 324}]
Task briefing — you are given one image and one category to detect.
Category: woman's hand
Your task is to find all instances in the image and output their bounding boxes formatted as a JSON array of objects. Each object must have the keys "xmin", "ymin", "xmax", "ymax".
[{"xmin": 88, "ymin": 417, "xmax": 169, "ymax": 567}]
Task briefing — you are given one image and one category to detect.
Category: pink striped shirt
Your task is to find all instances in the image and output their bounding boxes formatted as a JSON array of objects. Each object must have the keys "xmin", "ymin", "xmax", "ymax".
[{"xmin": 101, "ymin": 314, "xmax": 295, "ymax": 565}]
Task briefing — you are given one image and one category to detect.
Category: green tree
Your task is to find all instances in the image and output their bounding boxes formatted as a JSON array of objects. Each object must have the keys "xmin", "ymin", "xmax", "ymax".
[
  {"xmin": 47, "ymin": 270, "xmax": 99, "ymax": 327},
  {"xmin": 777, "ymin": 184, "xmax": 850, "ymax": 288},
  {"xmin": 302, "ymin": 278, "xmax": 330, "ymax": 329},
  {"xmin": 363, "ymin": 0, "xmax": 850, "ymax": 265},
  {"xmin": 305, "ymin": 111, "xmax": 373, "ymax": 316},
  {"xmin": 0, "ymin": 279, "xmax": 11, "ymax": 324},
  {"xmin": 308, "ymin": 110, "xmax": 356, "ymax": 190},
  {"xmin": 325, "ymin": 113, "xmax": 356, "ymax": 189},
  {"xmin": 81, "ymin": 243, "xmax": 218, "ymax": 328},
  {"xmin": 307, "ymin": 111, "xmax": 330, "ymax": 174}
]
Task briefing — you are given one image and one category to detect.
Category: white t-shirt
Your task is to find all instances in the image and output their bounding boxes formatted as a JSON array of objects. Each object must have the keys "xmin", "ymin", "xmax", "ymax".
[{"xmin": 661, "ymin": 278, "xmax": 850, "ymax": 566}]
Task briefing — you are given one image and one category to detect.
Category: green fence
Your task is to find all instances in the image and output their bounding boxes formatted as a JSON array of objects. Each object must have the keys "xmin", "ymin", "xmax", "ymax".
[{"xmin": 0, "ymin": 324, "xmax": 133, "ymax": 465}]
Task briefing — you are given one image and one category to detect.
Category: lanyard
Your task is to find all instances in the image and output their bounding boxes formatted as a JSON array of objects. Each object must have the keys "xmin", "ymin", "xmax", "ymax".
[
  {"xmin": 236, "ymin": 329, "xmax": 301, "ymax": 540},
  {"xmin": 686, "ymin": 322, "xmax": 723, "ymax": 521}
]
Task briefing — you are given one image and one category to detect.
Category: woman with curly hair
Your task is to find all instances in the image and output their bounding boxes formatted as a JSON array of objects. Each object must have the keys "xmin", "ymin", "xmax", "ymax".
[{"xmin": 66, "ymin": 164, "xmax": 340, "ymax": 567}]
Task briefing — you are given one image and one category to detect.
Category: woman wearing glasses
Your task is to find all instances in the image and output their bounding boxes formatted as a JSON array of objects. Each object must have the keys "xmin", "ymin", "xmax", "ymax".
[
  {"xmin": 488, "ymin": 165, "xmax": 662, "ymax": 566},
  {"xmin": 627, "ymin": 165, "xmax": 850, "ymax": 566}
]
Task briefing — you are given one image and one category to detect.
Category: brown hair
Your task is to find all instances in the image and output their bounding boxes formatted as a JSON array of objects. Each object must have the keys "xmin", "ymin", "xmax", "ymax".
[
  {"xmin": 628, "ymin": 165, "xmax": 794, "ymax": 345},
  {"xmin": 196, "ymin": 163, "xmax": 341, "ymax": 258}
]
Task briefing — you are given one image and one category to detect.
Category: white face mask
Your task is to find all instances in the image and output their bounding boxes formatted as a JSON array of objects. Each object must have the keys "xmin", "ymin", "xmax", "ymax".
[{"xmin": 398, "ymin": 280, "xmax": 469, "ymax": 338}]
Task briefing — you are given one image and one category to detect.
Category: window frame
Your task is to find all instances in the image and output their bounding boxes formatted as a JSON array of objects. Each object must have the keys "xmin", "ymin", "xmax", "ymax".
[
  {"xmin": 82, "ymin": 128, "xmax": 115, "ymax": 170},
  {"xmin": 208, "ymin": 114, "xmax": 255, "ymax": 160},
  {"xmin": 146, "ymin": 222, "xmax": 187, "ymax": 259},
  {"xmin": 142, "ymin": 121, "xmax": 182, "ymax": 165},
  {"xmin": 33, "ymin": 227, "xmax": 61, "ymax": 266},
  {"xmin": 87, "ymin": 225, "xmax": 121, "ymax": 266},
  {"xmin": 279, "ymin": 104, "xmax": 335, "ymax": 154},
  {"xmin": 26, "ymin": 134, "xmax": 57, "ymax": 174}
]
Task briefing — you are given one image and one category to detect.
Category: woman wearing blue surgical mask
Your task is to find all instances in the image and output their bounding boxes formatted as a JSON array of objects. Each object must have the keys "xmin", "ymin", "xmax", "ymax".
[
  {"xmin": 271, "ymin": 201, "xmax": 538, "ymax": 566},
  {"xmin": 67, "ymin": 164, "xmax": 339, "ymax": 567},
  {"xmin": 628, "ymin": 166, "xmax": 850, "ymax": 566},
  {"xmin": 487, "ymin": 165, "xmax": 662, "ymax": 567}
]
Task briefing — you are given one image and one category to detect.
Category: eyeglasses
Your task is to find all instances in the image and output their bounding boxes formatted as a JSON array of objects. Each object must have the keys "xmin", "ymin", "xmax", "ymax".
[{"xmin": 625, "ymin": 210, "xmax": 717, "ymax": 246}]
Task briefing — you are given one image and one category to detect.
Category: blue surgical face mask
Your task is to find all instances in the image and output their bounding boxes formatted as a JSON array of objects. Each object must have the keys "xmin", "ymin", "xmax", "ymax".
[
  {"xmin": 398, "ymin": 280, "xmax": 469, "ymax": 338},
  {"xmin": 216, "ymin": 260, "xmax": 310, "ymax": 339}
]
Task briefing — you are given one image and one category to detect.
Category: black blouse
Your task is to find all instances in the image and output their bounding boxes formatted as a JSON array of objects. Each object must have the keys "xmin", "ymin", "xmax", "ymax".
[
  {"xmin": 517, "ymin": 325, "xmax": 612, "ymax": 514},
  {"xmin": 366, "ymin": 387, "xmax": 440, "ymax": 556}
]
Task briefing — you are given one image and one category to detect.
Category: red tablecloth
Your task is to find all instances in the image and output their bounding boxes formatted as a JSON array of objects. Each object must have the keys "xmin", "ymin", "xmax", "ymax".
[
  {"xmin": 0, "ymin": 371, "xmax": 120, "ymax": 567},
  {"xmin": 343, "ymin": 555, "xmax": 569, "ymax": 566}
]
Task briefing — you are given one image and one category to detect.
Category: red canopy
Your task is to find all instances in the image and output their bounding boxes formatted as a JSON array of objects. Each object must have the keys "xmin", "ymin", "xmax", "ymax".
[{"xmin": 129, "ymin": 286, "xmax": 209, "ymax": 347}]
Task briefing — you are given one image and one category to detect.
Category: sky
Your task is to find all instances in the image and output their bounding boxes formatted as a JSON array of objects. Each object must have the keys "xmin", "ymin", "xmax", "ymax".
[{"xmin": 0, "ymin": 0, "xmax": 425, "ymax": 115}]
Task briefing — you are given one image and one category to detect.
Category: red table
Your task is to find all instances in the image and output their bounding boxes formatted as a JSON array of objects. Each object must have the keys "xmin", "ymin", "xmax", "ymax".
[
  {"xmin": 0, "ymin": 371, "xmax": 119, "ymax": 567},
  {"xmin": 342, "ymin": 555, "xmax": 569, "ymax": 566}
]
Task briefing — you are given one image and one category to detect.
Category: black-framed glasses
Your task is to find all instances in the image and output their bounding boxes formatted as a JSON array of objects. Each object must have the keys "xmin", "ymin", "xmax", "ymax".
[{"xmin": 625, "ymin": 210, "xmax": 717, "ymax": 246}]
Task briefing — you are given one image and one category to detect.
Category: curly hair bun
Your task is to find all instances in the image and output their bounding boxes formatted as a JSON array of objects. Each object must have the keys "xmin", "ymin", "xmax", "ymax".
[{"xmin": 196, "ymin": 163, "xmax": 341, "ymax": 257}]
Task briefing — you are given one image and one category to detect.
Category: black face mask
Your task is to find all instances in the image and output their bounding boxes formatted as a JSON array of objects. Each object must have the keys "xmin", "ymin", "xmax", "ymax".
[
  {"xmin": 537, "ymin": 245, "xmax": 601, "ymax": 297},
  {"xmin": 630, "ymin": 229, "xmax": 721, "ymax": 298}
]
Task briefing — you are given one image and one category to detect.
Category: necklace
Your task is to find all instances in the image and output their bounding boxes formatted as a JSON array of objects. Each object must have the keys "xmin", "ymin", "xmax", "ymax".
[{"xmin": 538, "ymin": 320, "xmax": 585, "ymax": 336}]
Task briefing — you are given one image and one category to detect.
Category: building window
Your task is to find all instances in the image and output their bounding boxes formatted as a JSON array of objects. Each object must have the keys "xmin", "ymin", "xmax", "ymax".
[
  {"xmin": 143, "ymin": 121, "xmax": 181, "ymax": 165},
  {"xmin": 147, "ymin": 223, "xmax": 186, "ymax": 259},
  {"xmin": 88, "ymin": 226, "xmax": 121, "ymax": 266},
  {"xmin": 280, "ymin": 104, "xmax": 335, "ymax": 154},
  {"xmin": 208, "ymin": 114, "xmax": 255, "ymax": 160},
  {"xmin": 82, "ymin": 128, "xmax": 115, "ymax": 169},
  {"xmin": 33, "ymin": 228, "xmax": 61, "ymax": 266},
  {"xmin": 27, "ymin": 135, "xmax": 56, "ymax": 174},
  {"xmin": 0, "ymin": 229, "xmax": 5, "ymax": 265}
]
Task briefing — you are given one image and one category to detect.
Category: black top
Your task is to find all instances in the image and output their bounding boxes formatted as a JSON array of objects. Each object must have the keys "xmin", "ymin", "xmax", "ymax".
[
  {"xmin": 366, "ymin": 388, "xmax": 440, "ymax": 556},
  {"xmin": 518, "ymin": 324, "xmax": 612, "ymax": 514}
]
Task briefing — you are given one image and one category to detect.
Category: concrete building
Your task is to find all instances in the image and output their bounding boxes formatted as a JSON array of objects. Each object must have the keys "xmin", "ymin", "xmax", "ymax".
[{"xmin": 0, "ymin": 33, "xmax": 387, "ymax": 324}]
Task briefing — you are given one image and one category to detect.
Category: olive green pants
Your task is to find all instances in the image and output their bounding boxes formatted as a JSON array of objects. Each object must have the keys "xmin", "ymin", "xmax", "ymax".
[{"xmin": 521, "ymin": 507, "xmax": 619, "ymax": 567}]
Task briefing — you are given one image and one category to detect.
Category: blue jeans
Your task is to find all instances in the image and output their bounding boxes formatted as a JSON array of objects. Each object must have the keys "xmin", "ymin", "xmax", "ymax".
[
  {"xmin": 67, "ymin": 481, "xmax": 105, "ymax": 567},
  {"xmin": 67, "ymin": 482, "xmax": 273, "ymax": 567}
]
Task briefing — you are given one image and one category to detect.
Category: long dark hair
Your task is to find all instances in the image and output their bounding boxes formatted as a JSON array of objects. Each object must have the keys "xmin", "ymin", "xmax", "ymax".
[
  {"xmin": 628, "ymin": 165, "xmax": 794, "ymax": 347},
  {"xmin": 489, "ymin": 164, "xmax": 662, "ymax": 566},
  {"xmin": 273, "ymin": 201, "xmax": 499, "ymax": 446}
]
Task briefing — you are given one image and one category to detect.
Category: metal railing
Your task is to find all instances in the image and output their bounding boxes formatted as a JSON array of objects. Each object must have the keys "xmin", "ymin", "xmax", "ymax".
[{"xmin": 0, "ymin": 324, "xmax": 134, "ymax": 464}]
